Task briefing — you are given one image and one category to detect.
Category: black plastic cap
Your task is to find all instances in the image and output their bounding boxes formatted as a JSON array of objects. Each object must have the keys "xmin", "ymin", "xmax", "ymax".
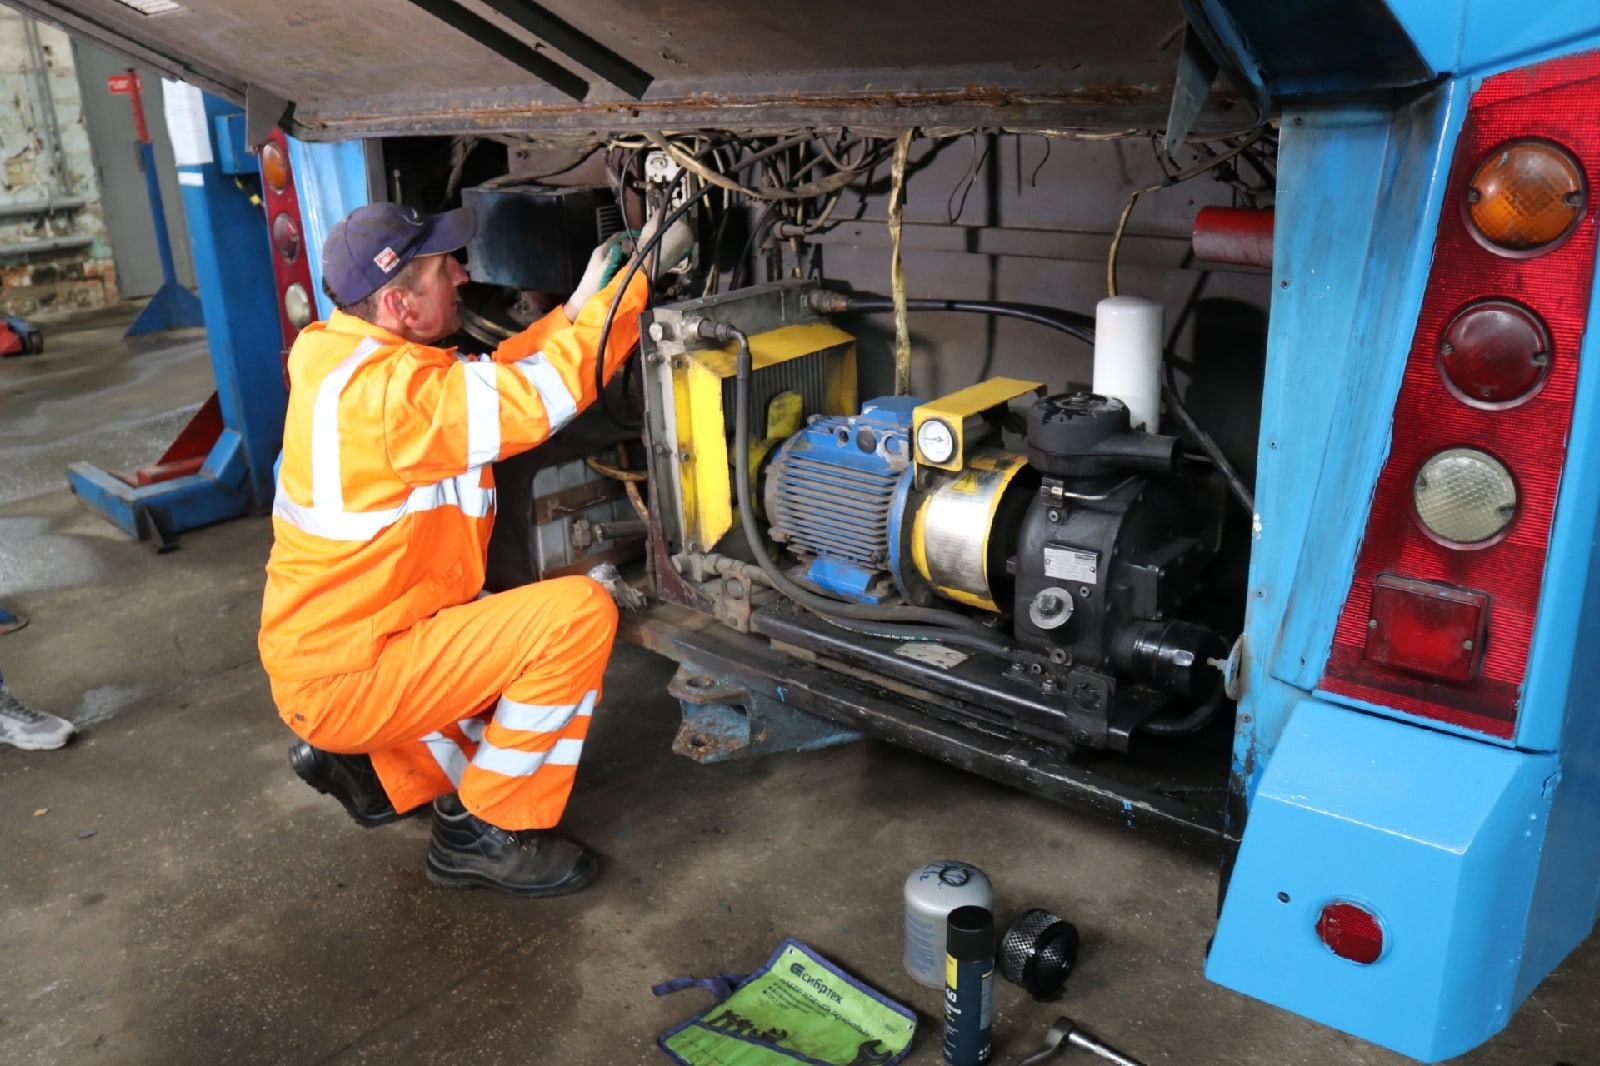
[
  {"xmin": 946, "ymin": 905, "xmax": 995, "ymax": 961},
  {"xmin": 999, "ymin": 908, "xmax": 1080, "ymax": 1001}
]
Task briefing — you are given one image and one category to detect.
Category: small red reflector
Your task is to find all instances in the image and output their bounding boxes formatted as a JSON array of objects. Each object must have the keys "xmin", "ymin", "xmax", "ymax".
[
  {"xmin": 1364, "ymin": 575, "xmax": 1487, "ymax": 682},
  {"xmin": 1317, "ymin": 901, "xmax": 1385, "ymax": 964}
]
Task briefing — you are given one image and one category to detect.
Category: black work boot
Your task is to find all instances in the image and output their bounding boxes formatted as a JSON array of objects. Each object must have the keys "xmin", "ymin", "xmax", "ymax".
[
  {"xmin": 288, "ymin": 741, "xmax": 403, "ymax": 828},
  {"xmin": 425, "ymin": 793, "xmax": 599, "ymax": 898}
]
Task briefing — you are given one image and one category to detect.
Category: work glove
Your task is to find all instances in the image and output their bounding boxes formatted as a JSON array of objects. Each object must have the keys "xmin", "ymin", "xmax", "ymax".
[
  {"xmin": 564, "ymin": 231, "xmax": 629, "ymax": 321},
  {"xmin": 637, "ymin": 208, "xmax": 694, "ymax": 272},
  {"xmin": 587, "ymin": 563, "xmax": 649, "ymax": 612}
]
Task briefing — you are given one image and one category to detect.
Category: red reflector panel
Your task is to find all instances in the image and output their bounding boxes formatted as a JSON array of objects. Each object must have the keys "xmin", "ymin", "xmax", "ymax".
[
  {"xmin": 1364, "ymin": 576, "xmax": 1487, "ymax": 681},
  {"xmin": 1321, "ymin": 51, "xmax": 1600, "ymax": 739},
  {"xmin": 1317, "ymin": 902, "xmax": 1385, "ymax": 965}
]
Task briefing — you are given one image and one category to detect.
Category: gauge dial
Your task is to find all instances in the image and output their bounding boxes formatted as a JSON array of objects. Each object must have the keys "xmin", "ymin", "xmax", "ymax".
[{"xmin": 916, "ymin": 418, "xmax": 956, "ymax": 464}]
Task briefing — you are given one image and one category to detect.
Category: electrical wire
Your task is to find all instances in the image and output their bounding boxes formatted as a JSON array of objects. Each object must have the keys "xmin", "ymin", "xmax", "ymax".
[{"xmin": 889, "ymin": 130, "xmax": 915, "ymax": 395}]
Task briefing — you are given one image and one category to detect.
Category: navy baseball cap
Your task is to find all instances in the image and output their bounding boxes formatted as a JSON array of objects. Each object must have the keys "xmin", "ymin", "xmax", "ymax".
[{"xmin": 322, "ymin": 202, "xmax": 477, "ymax": 305}]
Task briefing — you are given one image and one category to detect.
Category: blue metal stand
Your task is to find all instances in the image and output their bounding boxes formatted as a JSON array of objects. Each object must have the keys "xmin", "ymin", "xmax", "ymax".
[
  {"xmin": 121, "ymin": 82, "xmax": 203, "ymax": 336},
  {"xmin": 69, "ymin": 90, "xmax": 286, "ymax": 541}
]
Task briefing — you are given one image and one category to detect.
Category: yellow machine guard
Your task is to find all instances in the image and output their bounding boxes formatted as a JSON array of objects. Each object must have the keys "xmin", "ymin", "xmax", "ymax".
[{"xmin": 670, "ymin": 321, "xmax": 857, "ymax": 551}]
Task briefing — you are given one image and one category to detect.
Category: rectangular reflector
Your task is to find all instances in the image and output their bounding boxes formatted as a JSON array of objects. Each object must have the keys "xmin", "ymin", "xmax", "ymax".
[{"xmin": 1363, "ymin": 575, "xmax": 1488, "ymax": 682}]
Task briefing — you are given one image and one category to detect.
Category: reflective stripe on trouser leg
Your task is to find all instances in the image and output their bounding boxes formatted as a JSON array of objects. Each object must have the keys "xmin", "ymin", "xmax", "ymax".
[
  {"xmin": 274, "ymin": 576, "xmax": 619, "ymax": 826},
  {"xmin": 459, "ymin": 690, "xmax": 597, "ymax": 829}
]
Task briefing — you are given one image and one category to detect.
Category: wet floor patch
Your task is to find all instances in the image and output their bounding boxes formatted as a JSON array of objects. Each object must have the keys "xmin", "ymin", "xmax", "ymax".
[{"xmin": 0, "ymin": 515, "xmax": 103, "ymax": 596}]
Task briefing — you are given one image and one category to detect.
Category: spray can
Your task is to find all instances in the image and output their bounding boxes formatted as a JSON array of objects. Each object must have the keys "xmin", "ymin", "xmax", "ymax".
[
  {"xmin": 904, "ymin": 862, "xmax": 993, "ymax": 987},
  {"xmin": 943, "ymin": 904, "xmax": 995, "ymax": 1065}
]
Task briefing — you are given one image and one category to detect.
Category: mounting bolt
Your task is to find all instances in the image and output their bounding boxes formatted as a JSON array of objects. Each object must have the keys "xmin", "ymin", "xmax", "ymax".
[
  {"xmin": 1047, "ymin": 508, "xmax": 1061, "ymax": 523},
  {"xmin": 678, "ymin": 450, "xmax": 692, "ymax": 462},
  {"xmin": 670, "ymin": 355, "xmax": 687, "ymax": 370},
  {"xmin": 648, "ymin": 322, "xmax": 667, "ymax": 342}
]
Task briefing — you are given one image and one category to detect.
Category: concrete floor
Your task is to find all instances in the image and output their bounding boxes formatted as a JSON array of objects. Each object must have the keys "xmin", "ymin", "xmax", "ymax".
[{"xmin": 0, "ymin": 307, "xmax": 1594, "ymax": 1066}]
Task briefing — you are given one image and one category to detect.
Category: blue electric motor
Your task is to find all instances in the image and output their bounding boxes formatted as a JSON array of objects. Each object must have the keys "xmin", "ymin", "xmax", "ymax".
[{"xmin": 762, "ymin": 396, "xmax": 927, "ymax": 604}]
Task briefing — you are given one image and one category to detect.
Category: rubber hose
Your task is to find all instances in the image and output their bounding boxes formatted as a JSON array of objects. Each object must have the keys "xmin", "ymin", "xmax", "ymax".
[
  {"xmin": 592, "ymin": 183, "xmax": 717, "ymax": 429},
  {"xmin": 831, "ymin": 296, "xmax": 1095, "ymax": 346},
  {"xmin": 1139, "ymin": 681, "xmax": 1228, "ymax": 737}
]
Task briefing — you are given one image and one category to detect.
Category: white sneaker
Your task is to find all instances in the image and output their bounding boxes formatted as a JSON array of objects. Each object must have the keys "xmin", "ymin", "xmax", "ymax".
[{"xmin": 0, "ymin": 684, "xmax": 74, "ymax": 750}]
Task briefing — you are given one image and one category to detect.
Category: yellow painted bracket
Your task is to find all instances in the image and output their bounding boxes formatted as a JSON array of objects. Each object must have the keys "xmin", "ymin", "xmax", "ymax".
[{"xmin": 912, "ymin": 377, "xmax": 1044, "ymax": 471}]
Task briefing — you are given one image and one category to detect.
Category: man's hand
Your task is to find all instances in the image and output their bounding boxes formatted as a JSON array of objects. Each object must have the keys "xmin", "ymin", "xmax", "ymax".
[
  {"xmin": 564, "ymin": 232, "xmax": 629, "ymax": 321},
  {"xmin": 636, "ymin": 208, "xmax": 694, "ymax": 272},
  {"xmin": 587, "ymin": 563, "xmax": 648, "ymax": 612}
]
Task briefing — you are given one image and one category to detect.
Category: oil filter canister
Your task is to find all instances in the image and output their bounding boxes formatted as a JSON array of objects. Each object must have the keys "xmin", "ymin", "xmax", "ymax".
[
  {"xmin": 942, "ymin": 904, "xmax": 995, "ymax": 1065},
  {"xmin": 904, "ymin": 861, "xmax": 994, "ymax": 988}
]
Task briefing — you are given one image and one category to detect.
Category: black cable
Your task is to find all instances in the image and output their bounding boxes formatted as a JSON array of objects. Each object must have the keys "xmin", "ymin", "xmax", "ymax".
[
  {"xmin": 1139, "ymin": 682, "xmax": 1228, "ymax": 737},
  {"xmin": 591, "ymin": 182, "xmax": 715, "ymax": 428},
  {"xmin": 827, "ymin": 295, "xmax": 1096, "ymax": 347},
  {"xmin": 589, "ymin": 133, "xmax": 841, "ymax": 429},
  {"xmin": 709, "ymin": 318, "xmax": 1013, "ymax": 651}
]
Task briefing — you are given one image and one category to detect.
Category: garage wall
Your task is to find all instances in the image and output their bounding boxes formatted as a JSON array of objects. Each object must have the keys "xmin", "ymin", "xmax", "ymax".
[{"xmin": 0, "ymin": 10, "xmax": 117, "ymax": 317}]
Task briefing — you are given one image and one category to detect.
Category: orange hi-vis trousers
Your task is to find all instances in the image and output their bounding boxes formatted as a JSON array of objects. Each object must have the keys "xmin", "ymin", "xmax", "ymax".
[{"xmin": 270, "ymin": 576, "xmax": 619, "ymax": 831}]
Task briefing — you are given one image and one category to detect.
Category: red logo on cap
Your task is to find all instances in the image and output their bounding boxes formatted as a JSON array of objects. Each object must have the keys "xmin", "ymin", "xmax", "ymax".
[{"xmin": 374, "ymin": 247, "xmax": 400, "ymax": 272}]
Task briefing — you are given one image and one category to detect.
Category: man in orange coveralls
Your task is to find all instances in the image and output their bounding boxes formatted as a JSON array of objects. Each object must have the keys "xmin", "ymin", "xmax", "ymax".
[{"xmin": 259, "ymin": 199, "xmax": 688, "ymax": 898}]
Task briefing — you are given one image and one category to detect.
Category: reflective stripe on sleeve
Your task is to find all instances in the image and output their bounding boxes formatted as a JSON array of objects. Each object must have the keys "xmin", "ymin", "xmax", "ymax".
[
  {"xmin": 469, "ymin": 736, "xmax": 585, "ymax": 778},
  {"xmin": 458, "ymin": 717, "xmax": 487, "ymax": 744},
  {"xmin": 494, "ymin": 690, "xmax": 597, "ymax": 734},
  {"xmin": 274, "ymin": 470, "xmax": 495, "ymax": 542},
  {"xmin": 422, "ymin": 731, "xmax": 469, "ymax": 786},
  {"xmin": 311, "ymin": 337, "xmax": 383, "ymax": 510},
  {"xmin": 462, "ymin": 360, "xmax": 502, "ymax": 467},
  {"xmin": 511, "ymin": 351, "xmax": 579, "ymax": 433}
]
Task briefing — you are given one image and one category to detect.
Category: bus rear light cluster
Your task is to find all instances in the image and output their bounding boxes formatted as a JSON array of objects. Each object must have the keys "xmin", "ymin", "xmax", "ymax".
[
  {"xmin": 1322, "ymin": 52, "xmax": 1600, "ymax": 738},
  {"xmin": 256, "ymin": 129, "xmax": 318, "ymax": 362}
]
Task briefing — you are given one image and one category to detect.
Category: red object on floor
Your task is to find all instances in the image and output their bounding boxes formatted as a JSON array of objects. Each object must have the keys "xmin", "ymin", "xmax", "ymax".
[{"xmin": 0, "ymin": 321, "xmax": 24, "ymax": 358}]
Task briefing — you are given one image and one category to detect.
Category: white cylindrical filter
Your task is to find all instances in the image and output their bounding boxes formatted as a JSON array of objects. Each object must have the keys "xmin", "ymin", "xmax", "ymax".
[
  {"xmin": 1093, "ymin": 295, "xmax": 1165, "ymax": 432},
  {"xmin": 903, "ymin": 861, "xmax": 993, "ymax": 987}
]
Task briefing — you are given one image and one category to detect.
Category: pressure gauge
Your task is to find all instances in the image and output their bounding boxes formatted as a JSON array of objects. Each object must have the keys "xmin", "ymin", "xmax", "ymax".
[{"xmin": 916, "ymin": 418, "xmax": 956, "ymax": 464}]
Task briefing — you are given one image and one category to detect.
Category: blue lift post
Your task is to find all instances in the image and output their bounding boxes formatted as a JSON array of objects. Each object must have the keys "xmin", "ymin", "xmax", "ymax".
[
  {"xmin": 111, "ymin": 70, "xmax": 204, "ymax": 337},
  {"xmin": 68, "ymin": 88, "xmax": 287, "ymax": 542}
]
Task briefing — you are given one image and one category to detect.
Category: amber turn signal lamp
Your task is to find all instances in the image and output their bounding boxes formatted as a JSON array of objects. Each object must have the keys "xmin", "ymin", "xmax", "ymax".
[
  {"xmin": 260, "ymin": 140, "xmax": 292, "ymax": 193},
  {"xmin": 1466, "ymin": 140, "xmax": 1585, "ymax": 254}
]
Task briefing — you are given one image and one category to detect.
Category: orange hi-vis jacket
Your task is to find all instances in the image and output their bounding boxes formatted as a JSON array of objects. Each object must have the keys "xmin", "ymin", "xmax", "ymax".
[{"xmin": 259, "ymin": 271, "xmax": 647, "ymax": 684}]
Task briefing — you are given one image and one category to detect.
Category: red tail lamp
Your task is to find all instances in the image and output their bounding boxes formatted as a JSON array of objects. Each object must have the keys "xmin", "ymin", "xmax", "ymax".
[
  {"xmin": 1438, "ymin": 299, "xmax": 1550, "ymax": 407},
  {"xmin": 1364, "ymin": 575, "xmax": 1487, "ymax": 681},
  {"xmin": 271, "ymin": 212, "xmax": 301, "ymax": 262},
  {"xmin": 1317, "ymin": 901, "xmax": 1386, "ymax": 965}
]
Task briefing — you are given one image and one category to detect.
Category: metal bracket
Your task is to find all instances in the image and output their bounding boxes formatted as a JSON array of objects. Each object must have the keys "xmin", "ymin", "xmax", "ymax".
[
  {"xmin": 667, "ymin": 665, "xmax": 862, "ymax": 763},
  {"xmin": 1163, "ymin": 24, "xmax": 1221, "ymax": 158},
  {"xmin": 244, "ymin": 84, "xmax": 293, "ymax": 153}
]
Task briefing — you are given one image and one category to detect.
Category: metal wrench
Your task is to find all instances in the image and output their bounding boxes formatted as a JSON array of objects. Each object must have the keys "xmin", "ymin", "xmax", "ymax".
[{"xmin": 1013, "ymin": 1015, "xmax": 1148, "ymax": 1066}]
